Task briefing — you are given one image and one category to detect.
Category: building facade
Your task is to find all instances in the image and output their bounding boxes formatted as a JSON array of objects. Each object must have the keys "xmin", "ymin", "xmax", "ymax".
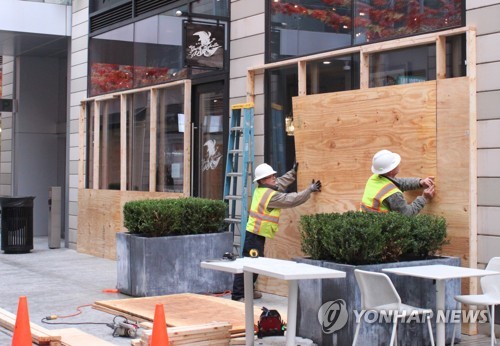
[{"xmin": 1, "ymin": 0, "xmax": 499, "ymax": 269}]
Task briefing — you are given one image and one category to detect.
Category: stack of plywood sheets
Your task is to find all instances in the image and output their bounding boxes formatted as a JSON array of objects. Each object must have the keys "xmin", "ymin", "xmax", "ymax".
[
  {"xmin": 132, "ymin": 322, "xmax": 231, "ymax": 345},
  {"xmin": 93, "ymin": 293, "xmax": 262, "ymax": 336}
]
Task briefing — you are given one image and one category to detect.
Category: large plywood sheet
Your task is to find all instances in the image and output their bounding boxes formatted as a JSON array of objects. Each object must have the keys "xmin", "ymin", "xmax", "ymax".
[
  {"xmin": 293, "ymin": 82, "xmax": 437, "ymax": 214},
  {"xmin": 263, "ymin": 79, "xmax": 473, "ymax": 295},
  {"xmin": 77, "ymin": 189, "xmax": 182, "ymax": 260},
  {"xmin": 94, "ymin": 293, "xmax": 263, "ymax": 334}
]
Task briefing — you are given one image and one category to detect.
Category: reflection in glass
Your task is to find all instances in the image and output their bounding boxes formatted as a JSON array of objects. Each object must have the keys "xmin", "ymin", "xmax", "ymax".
[
  {"xmin": 156, "ymin": 86, "xmax": 185, "ymax": 192},
  {"xmin": 306, "ymin": 54, "xmax": 360, "ymax": 94},
  {"xmin": 353, "ymin": 0, "xmax": 462, "ymax": 44},
  {"xmin": 266, "ymin": 66, "xmax": 298, "ymax": 178},
  {"xmin": 89, "ymin": 14, "xmax": 188, "ymax": 96},
  {"xmin": 369, "ymin": 45, "xmax": 435, "ymax": 87},
  {"xmin": 85, "ymin": 103, "xmax": 95, "ymax": 188},
  {"xmin": 127, "ymin": 92, "xmax": 150, "ymax": 191},
  {"xmin": 192, "ymin": 0, "xmax": 229, "ymax": 16},
  {"xmin": 98, "ymin": 99, "xmax": 121, "ymax": 190},
  {"xmin": 198, "ymin": 87, "xmax": 224, "ymax": 200},
  {"xmin": 269, "ymin": 0, "xmax": 352, "ymax": 61}
]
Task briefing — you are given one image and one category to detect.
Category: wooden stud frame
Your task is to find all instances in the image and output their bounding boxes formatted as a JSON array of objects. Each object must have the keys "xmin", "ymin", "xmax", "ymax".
[
  {"xmin": 79, "ymin": 80, "xmax": 192, "ymax": 195},
  {"xmin": 245, "ymin": 26, "xmax": 478, "ymax": 298}
]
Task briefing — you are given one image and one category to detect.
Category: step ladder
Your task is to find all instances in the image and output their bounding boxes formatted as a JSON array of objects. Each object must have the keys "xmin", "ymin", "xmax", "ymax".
[{"xmin": 223, "ymin": 103, "xmax": 254, "ymax": 256}]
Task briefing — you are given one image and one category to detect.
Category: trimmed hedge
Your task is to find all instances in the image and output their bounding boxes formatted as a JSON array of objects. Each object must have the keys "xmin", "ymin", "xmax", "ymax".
[
  {"xmin": 299, "ymin": 211, "xmax": 448, "ymax": 265},
  {"xmin": 123, "ymin": 197, "xmax": 226, "ymax": 237}
]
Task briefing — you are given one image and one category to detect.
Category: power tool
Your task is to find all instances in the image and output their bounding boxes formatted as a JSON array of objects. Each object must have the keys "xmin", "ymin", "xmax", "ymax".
[{"xmin": 107, "ymin": 316, "xmax": 139, "ymax": 338}]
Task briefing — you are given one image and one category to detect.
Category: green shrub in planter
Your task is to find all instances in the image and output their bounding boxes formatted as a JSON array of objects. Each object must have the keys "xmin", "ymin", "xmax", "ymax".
[
  {"xmin": 123, "ymin": 197, "xmax": 226, "ymax": 237},
  {"xmin": 299, "ymin": 211, "xmax": 448, "ymax": 265}
]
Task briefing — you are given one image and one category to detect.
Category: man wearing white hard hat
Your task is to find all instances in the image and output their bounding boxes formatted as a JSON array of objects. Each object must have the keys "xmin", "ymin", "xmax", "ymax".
[
  {"xmin": 360, "ymin": 149, "xmax": 435, "ymax": 215},
  {"xmin": 231, "ymin": 162, "xmax": 322, "ymax": 302}
]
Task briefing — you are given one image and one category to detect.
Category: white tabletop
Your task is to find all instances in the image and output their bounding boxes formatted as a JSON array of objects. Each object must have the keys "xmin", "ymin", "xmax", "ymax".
[
  {"xmin": 383, "ymin": 264, "xmax": 500, "ymax": 280},
  {"xmin": 201, "ymin": 256, "xmax": 346, "ymax": 280},
  {"xmin": 243, "ymin": 261, "xmax": 346, "ymax": 281}
]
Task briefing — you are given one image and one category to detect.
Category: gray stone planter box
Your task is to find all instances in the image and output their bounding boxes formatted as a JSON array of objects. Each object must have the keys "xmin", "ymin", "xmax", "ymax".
[
  {"xmin": 295, "ymin": 256, "xmax": 461, "ymax": 346},
  {"xmin": 116, "ymin": 231, "xmax": 233, "ymax": 297}
]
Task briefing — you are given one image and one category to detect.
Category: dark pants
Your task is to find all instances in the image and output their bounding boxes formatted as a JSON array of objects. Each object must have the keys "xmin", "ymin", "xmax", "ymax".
[{"xmin": 231, "ymin": 231, "xmax": 266, "ymax": 300}]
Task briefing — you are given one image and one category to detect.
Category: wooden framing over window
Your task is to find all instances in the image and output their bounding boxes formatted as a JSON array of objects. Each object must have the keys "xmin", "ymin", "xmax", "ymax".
[{"xmin": 79, "ymin": 79, "xmax": 192, "ymax": 196}]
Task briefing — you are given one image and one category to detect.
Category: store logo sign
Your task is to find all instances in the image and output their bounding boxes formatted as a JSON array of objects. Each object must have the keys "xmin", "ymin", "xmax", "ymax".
[{"xmin": 184, "ymin": 22, "xmax": 224, "ymax": 69}]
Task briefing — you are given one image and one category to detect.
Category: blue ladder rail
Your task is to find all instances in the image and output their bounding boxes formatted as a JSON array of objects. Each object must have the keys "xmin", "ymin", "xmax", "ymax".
[{"xmin": 223, "ymin": 103, "xmax": 254, "ymax": 256}]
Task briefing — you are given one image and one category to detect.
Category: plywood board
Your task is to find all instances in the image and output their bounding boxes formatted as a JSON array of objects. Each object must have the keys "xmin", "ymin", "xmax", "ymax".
[
  {"xmin": 292, "ymin": 81, "xmax": 437, "ymax": 214},
  {"xmin": 93, "ymin": 293, "xmax": 264, "ymax": 334},
  {"xmin": 77, "ymin": 189, "xmax": 182, "ymax": 260},
  {"xmin": 263, "ymin": 79, "xmax": 472, "ymax": 294},
  {"xmin": 51, "ymin": 328, "xmax": 116, "ymax": 346}
]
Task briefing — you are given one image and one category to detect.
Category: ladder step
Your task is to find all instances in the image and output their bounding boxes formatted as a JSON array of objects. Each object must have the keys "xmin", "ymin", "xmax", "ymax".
[
  {"xmin": 229, "ymin": 149, "xmax": 242, "ymax": 154},
  {"xmin": 225, "ymin": 195, "xmax": 242, "ymax": 200},
  {"xmin": 231, "ymin": 126, "xmax": 243, "ymax": 131},
  {"xmin": 225, "ymin": 218, "xmax": 241, "ymax": 223},
  {"xmin": 227, "ymin": 172, "xmax": 242, "ymax": 177}
]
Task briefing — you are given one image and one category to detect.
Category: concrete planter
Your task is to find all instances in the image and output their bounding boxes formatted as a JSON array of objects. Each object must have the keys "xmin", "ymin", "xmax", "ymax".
[
  {"xmin": 116, "ymin": 231, "xmax": 233, "ymax": 297},
  {"xmin": 295, "ymin": 256, "xmax": 461, "ymax": 346}
]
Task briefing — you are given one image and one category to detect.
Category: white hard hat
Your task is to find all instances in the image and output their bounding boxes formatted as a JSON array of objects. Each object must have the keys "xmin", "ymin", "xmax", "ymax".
[
  {"xmin": 254, "ymin": 163, "xmax": 277, "ymax": 182},
  {"xmin": 371, "ymin": 150, "xmax": 401, "ymax": 174}
]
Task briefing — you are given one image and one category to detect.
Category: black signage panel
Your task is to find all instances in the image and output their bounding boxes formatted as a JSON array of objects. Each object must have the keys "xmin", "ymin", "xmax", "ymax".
[{"xmin": 184, "ymin": 22, "xmax": 225, "ymax": 70}]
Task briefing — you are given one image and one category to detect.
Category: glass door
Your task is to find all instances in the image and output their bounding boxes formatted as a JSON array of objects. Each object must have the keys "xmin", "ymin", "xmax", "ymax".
[{"xmin": 192, "ymin": 81, "xmax": 225, "ymax": 199}]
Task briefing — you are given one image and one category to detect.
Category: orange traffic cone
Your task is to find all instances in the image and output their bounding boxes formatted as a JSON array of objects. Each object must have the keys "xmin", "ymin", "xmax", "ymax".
[
  {"xmin": 11, "ymin": 296, "xmax": 32, "ymax": 346},
  {"xmin": 150, "ymin": 303, "xmax": 169, "ymax": 346}
]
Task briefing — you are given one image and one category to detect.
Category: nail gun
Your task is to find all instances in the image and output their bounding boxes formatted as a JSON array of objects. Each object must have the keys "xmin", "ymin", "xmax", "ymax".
[{"xmin": 107, "ymin": 316, "xmax": 139, "ymax": 338}]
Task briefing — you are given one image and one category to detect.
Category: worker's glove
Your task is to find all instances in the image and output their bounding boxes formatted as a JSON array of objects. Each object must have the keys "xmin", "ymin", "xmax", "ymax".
[
  {"xmin": 310, "ymin": 179, "xmax": 322, "ymax": 192},
  {"xmin": 292, "ymin": 162, "xmax": 299, "ymax": 173}
]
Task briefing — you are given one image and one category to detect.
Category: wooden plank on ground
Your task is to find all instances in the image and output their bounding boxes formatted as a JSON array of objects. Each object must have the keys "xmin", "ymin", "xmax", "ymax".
[
  {"xmin": 0, "ymin": 307, "xmax": 62, "ymax": 345},
  {"xmin": 51, "ymin": 328, "xmax": 116, "ymax": 346},
  {"xmin": 93, "ymin": 293, "xmax": 262, "ymax": 334}
]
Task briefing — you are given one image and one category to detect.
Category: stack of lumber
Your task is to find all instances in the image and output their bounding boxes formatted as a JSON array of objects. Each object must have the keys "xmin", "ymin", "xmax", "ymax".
[
  {"xmin": 93, "ymin": 293, "xmax": 262, "ymax": 335},
  {"xmin": 0, "ymin": 307, "xmax": 62, "ymax": 346},
  {"xmin": 131, "ymin": 321, "xmax": 232, "ymax": 345}
]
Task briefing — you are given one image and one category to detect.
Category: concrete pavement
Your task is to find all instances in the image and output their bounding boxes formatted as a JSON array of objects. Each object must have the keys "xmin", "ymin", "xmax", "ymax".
[{"xmin": 0, "ymin": 236, "xmax": 287, "ymax": 345}]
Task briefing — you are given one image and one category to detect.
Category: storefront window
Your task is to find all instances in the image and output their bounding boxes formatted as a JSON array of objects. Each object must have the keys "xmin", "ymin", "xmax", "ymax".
[
  {"xmin": 89, "ymin": 13, "xmax": 187, "ymax": 96},
  {"xmin": 265, "ymin": 66, "xmax": 298, "ymax": 177},
  {"xmin": 269, "ymin": 0, "xmax": 352, "ymax": 61},
  {"xmin": 354, "ymin": 0, "xmax": 463, "ymax": 45},
  {"xmin": 85, "ymin": 104, "xmax": 94, "ymax": 189},
  {"xmin": 307, "ymin": 54, "xmax": 360, "ymax": 94},
  {"xmin": 156, "ymin": 86, "xmax": 185, "ymax": 192},
  {"xmin": 369, "ymin": 45, "xmax": 435, "ymax": 87},
  {"xmin": 192, "ymin": 0, "xmax": 229, "ymax": 16},
  {"xmin": 127, "ymin": 92, "xmax": 150, "ymax": 191},
  {"xmin": 98, "ymin": 99, "xmax": 121, "ymax": 190},
  {"xmin": 268, "ymin": 0, "xmax": 463, "ymax": 62}
]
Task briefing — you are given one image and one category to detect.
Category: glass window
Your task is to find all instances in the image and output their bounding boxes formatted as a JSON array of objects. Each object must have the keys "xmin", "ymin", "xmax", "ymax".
[
  {"xmin": 192, "ymin": 0, "xmax": 229, "ymax": 17},
  {"xmin": 269, "ymin": 0, "xmax": 352, "ymax": 61},
  {"xmin": 156, "ymin": 86, "xmax": 185, "ymax": 192},
  {"xmin": 354, "ymin": 0, "xmax": 463, "ymax": 45},
  {"xmin": 446, "ymin": 34, "xmax": 466, "ymax": 78},
  {"xmin": 127, "ymin": 92, "xmax": 150, "ymax": 191},
  {"xmin": 85, "ymin": 103, "xmax": 95, "ymax": 188},
  {"xmin": 98, "ymin": 99, "xmax": 121, "ymax": 190},
  {"xmin": 89, "ymin": 24, "xmax": 134, "ymax": 96},
  {"xmin": 265, "ymin": 66, "xmax": 298, "ymax": 178},
  {"xmin": 369, "ymin": 44, "xmax": 435, "ymax": 87},
  {"xmin": 89, "ymin": 13, "xmax": 188, "ymax": 96},
  {"xmin": 307, "ymin": 54, "xmax": 360, "ymax": 94}
]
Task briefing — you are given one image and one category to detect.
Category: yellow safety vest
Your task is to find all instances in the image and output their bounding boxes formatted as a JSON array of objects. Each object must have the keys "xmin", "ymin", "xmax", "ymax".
[
  {"xmin": 360, "ymin": 174, "xmax": 401, "ymax": 213},
  {"xmin": 247, "ymin": 187, "xmax": 281, "ymax": 238}
]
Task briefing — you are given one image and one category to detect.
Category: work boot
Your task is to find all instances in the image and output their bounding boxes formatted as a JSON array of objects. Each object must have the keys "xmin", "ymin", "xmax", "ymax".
[{"xmin": 253, "ymin": 290, "xmax": 262, "ymax": 299}]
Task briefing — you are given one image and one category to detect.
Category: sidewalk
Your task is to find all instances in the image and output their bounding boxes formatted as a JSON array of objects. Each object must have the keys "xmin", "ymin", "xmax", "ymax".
[{"xmin": 0, "ymin": 236, "xmax": 287, "ymax": 345}]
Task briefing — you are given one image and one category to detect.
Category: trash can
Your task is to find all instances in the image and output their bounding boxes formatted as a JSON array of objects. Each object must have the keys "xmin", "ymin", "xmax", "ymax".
[{"xmin": 0, "ymin": 196, "xmax": 35, "ymax": 254}]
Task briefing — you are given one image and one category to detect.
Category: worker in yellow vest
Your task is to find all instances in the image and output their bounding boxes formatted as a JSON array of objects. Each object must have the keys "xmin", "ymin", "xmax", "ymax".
[
  {"xmin": 360, "ymin": 149, "xmax": 435, "ymax": 216},
  {"xmin": 231, "ymin": 162, "xmax": 321, "ymax": 302}
]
